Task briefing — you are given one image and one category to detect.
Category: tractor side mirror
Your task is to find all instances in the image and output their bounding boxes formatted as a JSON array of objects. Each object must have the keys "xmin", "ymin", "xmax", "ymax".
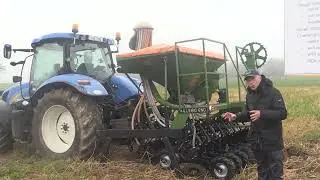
[
  {"xmin": 13, "ymin": 76, "xmax": 22, "ymax": 83},
  {"xmin": 116, "ymin": 65, "xmax": 123, "ymax": 73},
  {"xmin": 3, "ymin": 44, "xmax": 12, "ymax": 59}
]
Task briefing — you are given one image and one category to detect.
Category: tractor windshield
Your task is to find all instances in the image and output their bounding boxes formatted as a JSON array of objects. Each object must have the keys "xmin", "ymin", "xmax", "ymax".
[{"xmin": 70, "ymin": 43, "xmax": 113, "ymax": 81}]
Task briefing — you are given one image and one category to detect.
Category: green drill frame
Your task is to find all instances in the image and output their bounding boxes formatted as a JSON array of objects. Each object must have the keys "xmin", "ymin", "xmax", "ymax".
[
  {"xmin": 116, "ymin": 38, "xmax": 267, "ymax": 128},
  {"xmin": 172, "ymin": 38, "xmax": 246, "ymax": 116}
]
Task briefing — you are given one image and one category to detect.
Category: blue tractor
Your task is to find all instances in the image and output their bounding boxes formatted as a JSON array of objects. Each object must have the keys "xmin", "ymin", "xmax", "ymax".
[{"xmin": 0, "ymin": 25, "xmax": 142, "ymax": 159}]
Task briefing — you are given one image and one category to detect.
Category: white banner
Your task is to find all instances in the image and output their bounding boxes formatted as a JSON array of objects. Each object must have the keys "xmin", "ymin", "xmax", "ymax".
[{"xmin": 285, "ymin": 0, "xmax": 320, "ymax": 74}]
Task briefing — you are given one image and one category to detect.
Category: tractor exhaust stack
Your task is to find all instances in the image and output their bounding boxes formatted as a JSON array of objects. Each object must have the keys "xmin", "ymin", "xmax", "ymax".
[{"xmin": 129, "ymin": 22, "xmax": 153, "ymax": 50}]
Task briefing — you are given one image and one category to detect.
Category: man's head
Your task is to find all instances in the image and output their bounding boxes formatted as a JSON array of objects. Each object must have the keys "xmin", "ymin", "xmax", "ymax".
[{"xmin": 244, "ymin": 69, "xmax": 262, "ymax": 91}]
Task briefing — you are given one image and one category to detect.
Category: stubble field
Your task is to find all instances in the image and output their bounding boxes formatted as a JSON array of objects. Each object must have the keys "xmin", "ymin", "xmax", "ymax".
[{"xmin": 0, "ymin": 77, "xmax": 319, "ymax": 180}]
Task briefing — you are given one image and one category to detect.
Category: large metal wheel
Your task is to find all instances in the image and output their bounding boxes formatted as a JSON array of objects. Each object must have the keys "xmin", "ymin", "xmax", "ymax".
[
  {"xmin": 41, "ymin": 105, "xmax": 75, "ymax": 153},
  {"xmin": 211, "ymin": 156, "xmax": 236, "ymax": 180},
  {"xmin": 156, "ymin": 149, "xmax": 179, "ymax": 170},
  {"xmin": 214, "ymin": 163, "xmax": 228, "ymax": 178},
  {"xmin": 31, "ymin": 88, "xmax": 103, "ymax": 160},
  {"xmin": 160, "ymin": 154, "xmax": 172, "ymax": 169}
]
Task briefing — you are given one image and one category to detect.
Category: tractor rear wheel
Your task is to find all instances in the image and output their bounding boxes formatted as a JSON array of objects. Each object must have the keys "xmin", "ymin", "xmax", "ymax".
[
  {"xmin": 0, "ymin": 103, "xmax": 13, "ymax": 153},
  {"xmin": 31, "ymin": 88, "xmax": 103, "ymax": 160}
]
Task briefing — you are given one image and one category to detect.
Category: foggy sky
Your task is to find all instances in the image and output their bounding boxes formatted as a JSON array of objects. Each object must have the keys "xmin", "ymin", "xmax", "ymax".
[{"xmin": 0, "ymin": 0, "xmax": 284, "ymax": 83}]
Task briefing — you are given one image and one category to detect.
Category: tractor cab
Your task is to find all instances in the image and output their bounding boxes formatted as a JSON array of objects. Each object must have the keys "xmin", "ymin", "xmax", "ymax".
[
  {"xmin": 2, "ymin": 25, "xmax": 129, "ymax": 103},
  {"xmin": 29, "ymin": 32, "xmax": 117, "ymax": 91}
]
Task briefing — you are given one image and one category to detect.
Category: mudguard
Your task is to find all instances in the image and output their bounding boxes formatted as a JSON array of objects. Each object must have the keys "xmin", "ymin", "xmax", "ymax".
[
  {"xmin": 2, "ymin": 83, "xmax": 30, "ymax": 105},
  {"xmin": 33, "ymin": 74, "xmax": 109, "ymax": 98},
  {"xmin": 110, "ymin": 74, "xmax": 141, "ymax": 104},
  {"xmin": 2, "ymin": 74, "xmax": 142, "ymax": 106}
]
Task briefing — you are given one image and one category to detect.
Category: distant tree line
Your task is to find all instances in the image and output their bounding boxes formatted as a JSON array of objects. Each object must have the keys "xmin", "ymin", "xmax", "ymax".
[
  {"xmin": 225, "ymin": 58, "xmax": 285, "ymax": 78},
  {"xmin": 259, "ymin": 58, "xmax": 285, "ymax": 77}
]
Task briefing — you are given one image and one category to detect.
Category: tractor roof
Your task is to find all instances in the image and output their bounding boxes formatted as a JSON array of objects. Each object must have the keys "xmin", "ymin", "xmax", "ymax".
[
  {"xmin": 117, "ymin": 44, "xmax": 225, "ymax": 61},
  {"xmin": 31, "ymin": 33, "xmax": 115, "ymax": 47}
]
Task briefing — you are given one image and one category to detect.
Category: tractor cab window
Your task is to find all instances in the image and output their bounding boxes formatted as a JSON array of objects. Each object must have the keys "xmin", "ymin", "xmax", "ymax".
[
  {"xmin": 70, "ymin": 43, "xmax": 113, "ymax": 81},
  {"xmin": 30, "ymin": 42, "xmax": 64, "ymax": 89}
]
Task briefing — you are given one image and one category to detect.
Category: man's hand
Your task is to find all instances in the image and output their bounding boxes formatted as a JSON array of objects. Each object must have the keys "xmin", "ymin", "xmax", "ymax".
[
  {"xmin": 223, "ymin": 112, "xmax": 236, "ymax": 122},
  {"xmin": 249, "ymin": 110, "xmax": 261, "ymax": 121}
]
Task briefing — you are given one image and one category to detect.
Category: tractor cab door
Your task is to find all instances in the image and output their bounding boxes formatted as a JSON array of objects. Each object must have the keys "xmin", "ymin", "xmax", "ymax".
[{"xmin": 29, "ymin": 42, "xmax": 64, "ymax": 96}]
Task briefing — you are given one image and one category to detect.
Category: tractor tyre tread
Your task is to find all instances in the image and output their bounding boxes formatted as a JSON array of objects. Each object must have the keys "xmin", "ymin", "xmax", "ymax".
[
  {"xmin": 0, "ymin": 104, "xmax": 13, "ymax": 153},
  {"xmin": 0, "ymin": 129, "xmax": 13, "ymax": 153}
]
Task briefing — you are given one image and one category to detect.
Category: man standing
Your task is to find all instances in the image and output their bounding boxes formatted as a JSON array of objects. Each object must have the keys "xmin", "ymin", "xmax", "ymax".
[{"xmin": 223, "ymin": 69, "xmax": 288, "ymax": 180}]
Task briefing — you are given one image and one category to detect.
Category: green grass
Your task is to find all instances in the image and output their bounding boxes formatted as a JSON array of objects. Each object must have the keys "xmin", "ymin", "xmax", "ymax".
[
  {"xmin": 0, "ymin": 150, "xmax": 107, "ymax": 180},
  {"xmin": 271, "ymin": 76, "xmax": 320, "ymax": 86},
  {"xmin": 303, "ymin": 130, "xmax": 320, "ymax": 141},
  {"xmin": 0, "ymin": 76, "xmax": 320, "ymax": 179}
]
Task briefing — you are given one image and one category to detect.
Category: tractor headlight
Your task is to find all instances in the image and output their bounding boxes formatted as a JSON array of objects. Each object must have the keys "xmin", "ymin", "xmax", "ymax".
[
  {"xmin": 92, "ymin": 90, "xmax": 103, "ymax": 95},
  {"xmin": 77, "ymin": 79, "xmax": 90, "ymax": 85},
  {"xmin": 22, "ymin": 100, "xmax": 29, "ymax": 106}
]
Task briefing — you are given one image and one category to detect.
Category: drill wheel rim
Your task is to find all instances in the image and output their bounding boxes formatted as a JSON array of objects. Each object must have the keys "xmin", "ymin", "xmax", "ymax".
[
  {"xmin": 159, "ymin": 154, "xmax": 172, "ymax": 169},
  {"xmin": 213, "ymin": 163, "xmax": 228, "ymax": 178}
]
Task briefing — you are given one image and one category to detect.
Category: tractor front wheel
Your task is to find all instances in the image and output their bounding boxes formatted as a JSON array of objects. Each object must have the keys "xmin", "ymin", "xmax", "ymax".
[
  {"xmin": 31, "ymin": 88, "xmax": 103, "ymax": 160},
  {"xmin": 0, "ymin": 103, "xmax": 13, "ymax": 153}
]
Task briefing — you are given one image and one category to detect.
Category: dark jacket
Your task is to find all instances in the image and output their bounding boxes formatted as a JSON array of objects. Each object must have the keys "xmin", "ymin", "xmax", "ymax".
[{"xmin": 236, "ymin": 75, "xmax": 288, "ymax": 151}]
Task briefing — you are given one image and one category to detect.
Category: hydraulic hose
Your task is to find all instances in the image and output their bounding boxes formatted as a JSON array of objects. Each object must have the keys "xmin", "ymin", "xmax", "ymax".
[
  {"xmin": 131, "ymin": 95, "xmax": 144, "ymax": 145},
  {"xmin": 141, "ymin": 76, "xmax": 167, "ymax": 127}
]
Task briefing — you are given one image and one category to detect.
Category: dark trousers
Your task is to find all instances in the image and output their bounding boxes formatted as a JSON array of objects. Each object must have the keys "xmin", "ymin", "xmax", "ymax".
[{"xmin": 254, "ymin": 150, "xmax": 284, "ymax": 180}]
